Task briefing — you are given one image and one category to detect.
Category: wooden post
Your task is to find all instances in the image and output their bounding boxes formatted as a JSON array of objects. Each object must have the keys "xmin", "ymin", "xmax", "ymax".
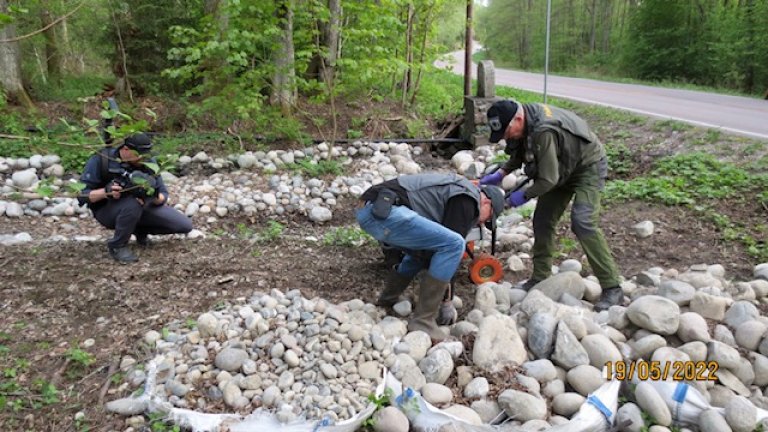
[{"xmin": 464, "ymin": 0, "xmax": 473, "ymax": 96}]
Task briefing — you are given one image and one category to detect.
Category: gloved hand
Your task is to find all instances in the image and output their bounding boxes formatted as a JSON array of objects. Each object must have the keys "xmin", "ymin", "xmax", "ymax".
[
  {"xmin": 436, "ymin": 300, "xmax": 457, "ymax": 326},
  {"xmin": 130, "ymin": 171, "xmax": 159, "ymax": 193},
  {"xmin": 479, "ymin": 170, "xmax": 505, "ymax": 186},
  {"xmin": 507, "ymin": 189, "xmax": 530, "ymax": 207}
]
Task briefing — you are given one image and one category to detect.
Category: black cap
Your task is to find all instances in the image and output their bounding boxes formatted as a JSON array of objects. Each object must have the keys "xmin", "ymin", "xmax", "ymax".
[
  {"xmin": 480, "ymin": 185, "xmax": 505, "ymax": 227},
  {"xmin": 123, "ymin": 133, "xmax": 153, "ymax": 154},
  {"xmin": 487, "ymin": 100, "xmax": 519, "ymax": 143}
]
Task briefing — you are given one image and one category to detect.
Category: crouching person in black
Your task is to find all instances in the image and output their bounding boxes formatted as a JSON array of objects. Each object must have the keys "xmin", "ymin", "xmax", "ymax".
[{"xmin": 77, "ymin": 133, "xmax": 193, "ymax": 263}]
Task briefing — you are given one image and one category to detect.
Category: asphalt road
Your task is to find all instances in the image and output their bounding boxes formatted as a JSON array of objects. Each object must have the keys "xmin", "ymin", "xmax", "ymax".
[{"xmin": 437, "ymin": 50, "xmax": 768, "ymax": 141}]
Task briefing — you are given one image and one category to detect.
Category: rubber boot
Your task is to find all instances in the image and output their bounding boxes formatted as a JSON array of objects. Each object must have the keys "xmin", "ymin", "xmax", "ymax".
[
  {"xmin": 376, "ymin": 270, "xmax": 413, "ymax": 312},
  {"xmin": 407, "ymin": 273, "xmax": 449, "ymax": 342},
  {"xmin": 594, "ymin": 286, "xmax": 623, "ymax": 312},
  {"xmin": 515, "ymin": 278, "xmax": 541, "ymax": 291}
]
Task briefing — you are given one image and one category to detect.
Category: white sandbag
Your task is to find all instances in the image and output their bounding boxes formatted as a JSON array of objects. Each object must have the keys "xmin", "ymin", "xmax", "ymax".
[
  {"xmin": 547, "ymin": 380, "xmax": 621, "ymax": 432},
  {"xmin": 114, "ymin": 355, "xmax": 387, "ymax": 432},
  {"xmin": 632, "ymin": 379, "xmax": 724, "ymax": 427},
  {"xmin": 390, "ymin": 379, "xmax": 496, "ymax": 432},
  {"xmin": 388, "ymin": 372, "xmax": 620, "ymax": 432},
  {"xmin": 641, "ymin": 379, "xmax": 768, "ymax": 426}
]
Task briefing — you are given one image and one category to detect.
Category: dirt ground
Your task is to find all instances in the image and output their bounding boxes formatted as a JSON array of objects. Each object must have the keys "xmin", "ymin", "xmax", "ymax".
[
  {"xmin": 0, "ymin": 152, "xmax": 762, "ymax": 431},
  {"xmin": 1, "ymin": 98, "xmax": 767, "ymax": 430}
]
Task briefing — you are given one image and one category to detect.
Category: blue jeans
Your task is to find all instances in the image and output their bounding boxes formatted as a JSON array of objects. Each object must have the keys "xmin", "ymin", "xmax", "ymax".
[{"xmin": 356, "ymin": 203, "xmax": 465, "ymax": 282}]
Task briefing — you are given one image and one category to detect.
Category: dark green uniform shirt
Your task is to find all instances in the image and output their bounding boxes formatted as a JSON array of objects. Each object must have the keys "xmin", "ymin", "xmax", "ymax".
[{"xmin": 502, "ymin": 103, "xmax": 605, "ymax": 199}]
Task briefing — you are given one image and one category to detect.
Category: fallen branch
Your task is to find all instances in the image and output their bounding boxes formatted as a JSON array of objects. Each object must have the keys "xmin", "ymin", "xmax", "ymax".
[
  {"xmin": 49, "ymin": 358, "xmax": 71, "ymax": 388},
  {"xmin": 0, "ymin": 133, "xmax": 102, "ymax": 149},
  {"xmin": 98, "ymin": 358, "xmax": 120, "ymax": 406}
]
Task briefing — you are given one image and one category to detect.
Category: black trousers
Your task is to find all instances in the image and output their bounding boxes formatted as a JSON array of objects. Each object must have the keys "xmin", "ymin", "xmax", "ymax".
[{"xmin": 93, "ymin": 197, "xmax": 193, "ymax": 248}]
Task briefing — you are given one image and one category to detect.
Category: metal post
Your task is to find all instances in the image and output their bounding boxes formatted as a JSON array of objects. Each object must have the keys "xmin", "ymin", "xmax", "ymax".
[
  {"xmin": 544, "ymin": 0, "xmax": 551, "ymax": 103},
  {"xmin": 464, "ymin": 0, "xmax": 473, "ymax": 96}
]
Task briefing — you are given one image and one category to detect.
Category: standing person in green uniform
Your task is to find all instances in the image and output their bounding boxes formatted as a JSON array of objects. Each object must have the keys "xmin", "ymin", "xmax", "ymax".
[{"xmin": 480, "ymin": 99, "xmax": 623, "ymax": 312}]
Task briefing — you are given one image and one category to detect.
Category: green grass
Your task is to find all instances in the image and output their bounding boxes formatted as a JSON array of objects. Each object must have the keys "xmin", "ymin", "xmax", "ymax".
[
  {"xmin": 603, "ymin": 152, "xmax": 768, "ymax": 261},
  {"xmin": 604, "ymin": 152, "xmax": 767, "ymax": 205}
]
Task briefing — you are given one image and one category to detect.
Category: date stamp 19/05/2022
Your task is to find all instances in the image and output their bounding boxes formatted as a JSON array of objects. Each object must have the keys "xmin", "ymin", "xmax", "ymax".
[{"xmin": 605, "ymin": 360, "xmax": 720, "ymax": 382}]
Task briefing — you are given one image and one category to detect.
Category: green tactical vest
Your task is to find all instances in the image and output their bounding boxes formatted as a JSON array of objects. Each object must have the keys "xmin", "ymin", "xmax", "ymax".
[{"xmin": 523, "ymin": 103, "xmax": 605, "ymax": 186}]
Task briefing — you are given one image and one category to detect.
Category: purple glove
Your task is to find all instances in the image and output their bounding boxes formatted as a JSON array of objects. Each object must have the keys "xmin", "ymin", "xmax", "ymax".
[
  {"xmin": 507, "ymin": 189, "xmax": 530, "ymax": 207},
  {"xmin": 479, "ymin": 170, "xmax": 504, "ymax": 186}
]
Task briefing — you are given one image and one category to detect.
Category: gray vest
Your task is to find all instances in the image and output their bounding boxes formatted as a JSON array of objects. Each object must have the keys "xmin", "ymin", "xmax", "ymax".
[{"xmin": 397, "ymin": 173, "xmax": 481, "ymax": 224}]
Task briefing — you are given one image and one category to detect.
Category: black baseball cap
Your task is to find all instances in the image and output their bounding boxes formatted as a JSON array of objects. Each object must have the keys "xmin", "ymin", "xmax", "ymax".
[
  {"xmin": 487, "ymin": 100, "xmax": 519, "ymax": 143},
  {"xmin": 481, "ymin": 184, "xmax": 505, "ymax": 228},
  {"xmin": 123, "ymin": 133, "xmax": 153, "ymax": 154}
]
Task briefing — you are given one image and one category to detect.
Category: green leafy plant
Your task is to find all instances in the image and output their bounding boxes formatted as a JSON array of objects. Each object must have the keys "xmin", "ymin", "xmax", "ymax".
[
  {"xmin": 323, "ymin": 227, "xmax": 373, "ymax": 247},
  {"xmin": 362, "ymin": 388, "xmax": 395, "ymax": 429},
  {"xmin": 517, "ymin": 205, "xmax": 534, "ymax": 219},
  {"xmin": 287, "ymin": 158, "xmax": 345, "ymax": 177},
  {"xmin": 236, "ymin": 223, "xmax": 255, "ymax": 239},
  {"xmin": 66, "ymin": 348, "xmax": 95, "ymax": 368},
  {"xmin": 347, "ymin": 129, "xmax": 364, "ymax": 139},
  {"xmin": 256, "ymin": 221, "xmax": 285, "ymax": 243},
  {"xmin": 148, "ymin": 412, "xmax": 181, "ymax": 432}
]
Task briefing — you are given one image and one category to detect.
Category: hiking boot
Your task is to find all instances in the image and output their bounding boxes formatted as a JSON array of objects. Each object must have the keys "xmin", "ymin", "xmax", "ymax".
[
  {"xmin": 376, "ymin": 270, "xmax": 413, "ymax": 312},
  {"xmin": 594, "ymin": 286, "xmax": 623, "ymax": 312},
  {"xmin": 515, "ymin": 278, "xmax": 542, "ymax": 291},
  {"xmin": 407, "ymin": 273, "xmax": 449, "ymax": 342},
  {"xmin": 109, "ymin": 246, "xmax": 138, "ymax": 263}
]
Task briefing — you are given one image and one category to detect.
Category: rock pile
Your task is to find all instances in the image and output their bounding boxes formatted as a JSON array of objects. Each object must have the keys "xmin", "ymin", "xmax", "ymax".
[
  {"xmin": 0, "ymin": 141, "xmax": 425, "ymax": 224},
  {"xmin": 106, "ymin": 258, "xmax": 768, "ymax": 432}
]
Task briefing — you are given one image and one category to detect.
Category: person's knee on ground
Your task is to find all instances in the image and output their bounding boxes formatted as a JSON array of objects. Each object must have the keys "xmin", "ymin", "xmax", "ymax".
[
  {"xmin": 407, "ymin": 272, "xmax": 450, "ymax": 342},
  {"xmin": 176, "ymin": 213, "xmax": 194, "ymax": 234}
]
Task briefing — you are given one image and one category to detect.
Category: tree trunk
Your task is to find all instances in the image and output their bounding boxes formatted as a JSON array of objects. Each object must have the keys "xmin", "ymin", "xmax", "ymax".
[
  {"xmin": 271, "ymin": 0, "xmax": 296, "ymax": 115},
  {"xmin": 600, "ymin": 0, "xmax": 613, "ymax": 53},
  {"xmin": 40, "ymin": 1, "xmax": 63, "ymax": 81},
  {"xmin": 0, "ymin": 0, "xmax": 34, "ymax": 108},
  {"xmin": 588, "ymin": 0, "xmax": 597, "ymax": 54},
  {"xmin": 202, "ymin": 0, "xmax": 229, "ymax": 95},
  {"xmin": 59, "ymin": 0, "xmax": 76, "ymax": 73},
  {"xmin": 743, "ymin": 0, "xmax": 755, "ymax": 92},
  {"xmin": 324, "ymin": 0, "xmax": 340, "ymax": 84},
  {"xmin": 402, "ymin": 2, "xmax": 414, "ymax": 105}
]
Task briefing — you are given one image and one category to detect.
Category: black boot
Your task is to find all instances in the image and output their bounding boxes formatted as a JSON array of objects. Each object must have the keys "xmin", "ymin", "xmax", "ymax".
[
  {"xmin": 109, "ymin": 246, "xmax": 138, "ymax": 263},
  {"xmin": 594, "ymin": 286, "xmax": 623, "ymax": 312},
  {"xmin": 376, "ymin": 270, "xmax": 413, "ymax": 312},
  {"xmin": 135, "ymin": 234, "xmax": 152, "ymax": 248},
  {"xmin": 515, "ymin": 278, "xmax": 542, "ymax": 291}
]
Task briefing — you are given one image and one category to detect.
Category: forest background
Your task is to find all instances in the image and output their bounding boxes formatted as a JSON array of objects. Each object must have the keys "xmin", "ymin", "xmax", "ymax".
[{"xmin": 1, "ymin": 0, "xmax": 766, "ymax": 158}]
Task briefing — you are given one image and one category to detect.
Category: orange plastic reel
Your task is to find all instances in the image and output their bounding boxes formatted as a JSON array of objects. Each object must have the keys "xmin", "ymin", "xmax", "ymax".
[
  {"xmin": 462, "ymin": 241, "xmax": 475, "ymax": 260},
  {"xmin": 469, "ymin": 253, "xmax": 504, "ymax": 284}
]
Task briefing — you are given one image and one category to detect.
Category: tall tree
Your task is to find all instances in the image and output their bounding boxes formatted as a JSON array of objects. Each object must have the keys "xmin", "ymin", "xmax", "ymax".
[
  {"xmin": 0, "ymin": 0, "xmax": 34, "ymax": 107},
  {"xmin": 306, "ymin": 0, "xmax": 341, "ymax": 85},
  {"xmin": 271, "ymin": 0, "xmax": 296, "ymax": 114},
  {"xmin": 40, "ymin": 0, "xmax": 63, "ymax": 80}
]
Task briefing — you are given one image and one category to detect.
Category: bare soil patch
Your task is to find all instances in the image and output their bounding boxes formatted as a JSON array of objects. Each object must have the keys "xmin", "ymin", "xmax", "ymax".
[{"xmin": 0, "ymin": 97, "xmax": 766, "ymax": 431}]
